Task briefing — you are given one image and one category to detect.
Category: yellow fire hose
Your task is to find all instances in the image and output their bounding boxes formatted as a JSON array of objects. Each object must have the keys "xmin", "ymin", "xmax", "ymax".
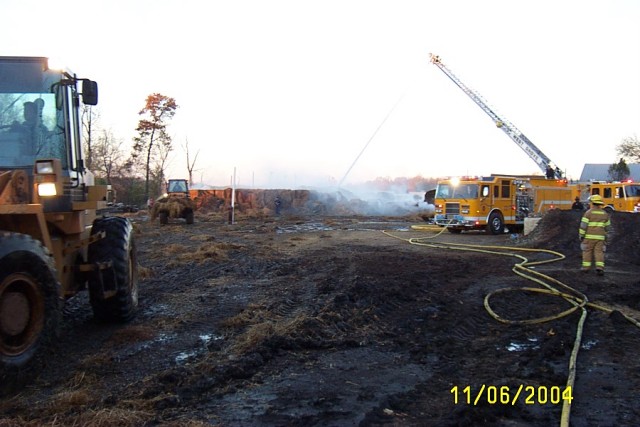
[{"xmin": 383, "ymin": 225, "xmax": 640, "ymax": 427}]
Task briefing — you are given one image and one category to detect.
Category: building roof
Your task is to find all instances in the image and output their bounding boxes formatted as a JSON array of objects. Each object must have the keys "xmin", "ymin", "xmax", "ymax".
[{"xmin": 579, "ymin": 163, "xmax": 640, "ymax": 182}]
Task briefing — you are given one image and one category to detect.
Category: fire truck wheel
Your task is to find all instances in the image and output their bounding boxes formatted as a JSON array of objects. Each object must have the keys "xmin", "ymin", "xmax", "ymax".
[
  {"xmin": 447, "ymin": 228, "xmax": 462, "ymax": 234},
  {"xmin": 487, "ymin": 212, "xmax": 505, "ymax": 235},
  {"xmin": 159, "ymin": 211, "xmax": 169, "ymax": 225},
  {"xmin": 88, "ymin": 217, "xmax": 139, "ymax": 322},
  {"xmin": 0, "ymin": 233, "xmax": 61, "ymax": 377}
]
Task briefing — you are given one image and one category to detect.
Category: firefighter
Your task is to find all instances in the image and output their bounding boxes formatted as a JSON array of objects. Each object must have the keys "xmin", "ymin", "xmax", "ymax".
[
  {"xmin": 578, "ymin": 194, "xmax": 610, "ymax": 276},
  {"xmin": 545, "ymin": 164, "xmax": 555, "ymax": 179},
  {"xmin": 571, "ymin": 197, "xmax": 584, "ymax": 210},
  {"xmin": 274, "ymin": 195, "xmax": 282, "ymax": 216}
]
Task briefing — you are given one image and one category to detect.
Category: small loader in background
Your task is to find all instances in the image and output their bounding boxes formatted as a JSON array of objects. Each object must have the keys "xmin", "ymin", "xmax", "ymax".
[
  {"xmin": 0, "ymin": 57, "xmax": 138, "ymax": 385},
  {"xmin": 150, "ymin": 179, "xmax": 195, "ymax": 224}
]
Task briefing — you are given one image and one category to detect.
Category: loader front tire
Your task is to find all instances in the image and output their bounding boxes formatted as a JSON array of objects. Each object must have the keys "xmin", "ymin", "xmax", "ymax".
[
  {"xmin": 185, "ymin": 211, "xmax": 194, "ymax": 224},
  {"xmin": 0, "ymin": 233, "xmax": 61, "ymax": 380},
  {"xmin": 159, "ymin": 211, "xmax": 168, "ymax": 225},
  {"xmin": 88, "ymin": 217, "xmax": 139, "ymax": 322}
]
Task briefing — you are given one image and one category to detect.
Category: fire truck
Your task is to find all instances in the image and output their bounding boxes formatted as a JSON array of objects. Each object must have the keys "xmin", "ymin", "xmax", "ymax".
[
  {"xmin": 434, "ymin": 175, "xmax": 578, "ymax": 234},
  {"xmin": 584, "ymin": 180, "xmax": 640, "ymax": 213}
]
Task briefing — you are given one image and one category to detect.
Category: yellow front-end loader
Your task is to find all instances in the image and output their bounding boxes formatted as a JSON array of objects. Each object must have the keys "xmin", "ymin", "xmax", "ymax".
[{"xmin": 0, "ymin": 57, "xmax": 138, "ymax": 386}]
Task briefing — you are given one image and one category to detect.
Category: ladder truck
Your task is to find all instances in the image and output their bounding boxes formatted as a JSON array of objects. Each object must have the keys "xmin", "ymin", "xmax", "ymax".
[{"xmin": 429, "ymin": 53, "xmax": 563, "ymax": 180}]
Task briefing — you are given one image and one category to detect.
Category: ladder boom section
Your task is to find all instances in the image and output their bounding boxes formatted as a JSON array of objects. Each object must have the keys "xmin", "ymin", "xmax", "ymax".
[{"xmin": 429, "ymin": 54, "xmax": 562, "ymax": 179}]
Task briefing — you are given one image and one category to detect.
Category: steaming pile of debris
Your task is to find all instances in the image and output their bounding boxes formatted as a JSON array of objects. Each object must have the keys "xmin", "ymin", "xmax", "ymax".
[{"xmin": 190, "ymin": 188, "xmax": 434, "ymax": 217}]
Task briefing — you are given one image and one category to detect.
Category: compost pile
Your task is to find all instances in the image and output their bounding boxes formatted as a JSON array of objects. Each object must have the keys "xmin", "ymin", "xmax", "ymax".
[{"xmin": 1, "ymin": 209, "xmax": 639, "ymax": 426}]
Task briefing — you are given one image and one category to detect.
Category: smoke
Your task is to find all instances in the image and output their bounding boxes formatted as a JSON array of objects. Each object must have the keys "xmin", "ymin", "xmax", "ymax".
[{"xmin": 305, "ymin": 184, "xmax": 435, "ymax": 217}]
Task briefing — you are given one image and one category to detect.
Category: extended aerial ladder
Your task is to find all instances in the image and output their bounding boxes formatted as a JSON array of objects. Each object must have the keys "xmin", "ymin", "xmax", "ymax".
[{"xmin": 429, "ymin": 53, "xmax": 563, "ymax": 179}]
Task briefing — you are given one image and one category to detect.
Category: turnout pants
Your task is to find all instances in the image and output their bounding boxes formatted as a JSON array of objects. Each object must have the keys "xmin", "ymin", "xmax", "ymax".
[{"xmin": 581, "ymin": 239, "xmax": 605, "ymax": 271}]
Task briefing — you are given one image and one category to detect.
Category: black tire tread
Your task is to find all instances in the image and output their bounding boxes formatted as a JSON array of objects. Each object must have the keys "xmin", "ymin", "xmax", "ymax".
[
  {"xmin": 0, "ymin": 233, "xmax": 61, "ymax": 380},
  {"xmin": 88, "ymin": 217, "xmax": 138, "ymax": 322},
  {"xmin": 487, "ymin": 212, "xmax": 505, "ymax": 235}
]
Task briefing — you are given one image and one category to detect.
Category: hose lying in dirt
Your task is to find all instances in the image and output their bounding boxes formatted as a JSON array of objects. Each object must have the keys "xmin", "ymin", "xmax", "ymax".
[{"xmin": 383, "ymin": 227, "xmax": 640, "ymax": 427}]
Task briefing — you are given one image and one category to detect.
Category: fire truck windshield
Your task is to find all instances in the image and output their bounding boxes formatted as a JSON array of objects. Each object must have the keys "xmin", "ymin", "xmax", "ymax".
[
  {"xmin": 436, "ymin": 183, "xmax": 479, "ymax": 199},
  {"xmin": 625, "ymin": 185, "xmax": 640, "ymax": 197}
]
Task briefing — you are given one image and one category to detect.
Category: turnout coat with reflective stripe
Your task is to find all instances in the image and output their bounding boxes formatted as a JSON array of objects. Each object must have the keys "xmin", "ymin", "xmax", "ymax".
[{"xmin": 579, "ymin": 207, "xmax": 611, "ymax": 241}]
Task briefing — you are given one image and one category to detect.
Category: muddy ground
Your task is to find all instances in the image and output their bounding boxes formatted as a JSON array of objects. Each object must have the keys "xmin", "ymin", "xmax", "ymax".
[{"xmin": 1, "ymin": 209, "xmax": 640, "ymax": 426}]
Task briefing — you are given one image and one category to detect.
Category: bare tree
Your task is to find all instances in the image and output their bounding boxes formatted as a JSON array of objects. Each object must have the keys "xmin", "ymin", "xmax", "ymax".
[
  {"xmin": 616, "ymin": 135, "xmax": 640, "ymax": 163},
  {"xmin": 151, "ymin": 134, "xmax": 174, "ymax": 197},
  {"xmin": 132, "ymin": 93, "xmax": 178, "ymax": 201},
  {"xmin": 183, "ymin": 138, "xmax": 200, "ymax": 186},
  {"xmin": 93, "ymin": 129, "xmax": 128, "ymax": 184}
]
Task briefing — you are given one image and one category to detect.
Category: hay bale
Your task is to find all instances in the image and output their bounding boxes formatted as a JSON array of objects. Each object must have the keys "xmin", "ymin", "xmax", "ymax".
[{"xmin": 151, "ymin": 196, "xmax": 195, "ymax": 219}]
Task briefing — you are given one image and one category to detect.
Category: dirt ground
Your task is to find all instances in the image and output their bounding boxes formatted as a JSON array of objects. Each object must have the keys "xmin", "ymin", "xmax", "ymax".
[{"xmin": 1, "ymin": 209, "xmax": 640, "ymax": 426}]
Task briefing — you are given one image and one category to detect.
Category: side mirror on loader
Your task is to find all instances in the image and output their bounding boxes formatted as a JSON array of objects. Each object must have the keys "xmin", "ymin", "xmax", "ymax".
[{"xmin": 82, "ymin": 80, "xmax": 98, "ymax": 106}]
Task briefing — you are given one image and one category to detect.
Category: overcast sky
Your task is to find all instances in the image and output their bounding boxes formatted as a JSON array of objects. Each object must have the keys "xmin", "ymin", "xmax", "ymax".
[{"xmin": 2, "ymin": 0, "xmax": 639, "ymax": 188}]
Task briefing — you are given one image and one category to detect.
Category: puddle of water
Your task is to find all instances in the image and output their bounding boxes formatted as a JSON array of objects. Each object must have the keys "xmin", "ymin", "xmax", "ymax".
[
  {"xmin": 143, "ymin": 303, "xmax": 170, "ymax": 316},
  {"xmin": 155, "ymin": 332, "xmax": 174, "ymax": 344},
  {"xmin": 175, "ymin": 350, "xmax": 197, "ymax": 364},
  {"xmin": 276, "ymin": 223, "xmax": 333, "ymax": 234},
  {"xmin": 199, "ymin": 334, "xmax": 224, "ymax": 345},
  {"xmin": 505, "ymin": 337, "xmax": 540, "ymax": 352},
  {"xmin": 175, "ymin": 334, "xmax": 225, "ymax": 364}
]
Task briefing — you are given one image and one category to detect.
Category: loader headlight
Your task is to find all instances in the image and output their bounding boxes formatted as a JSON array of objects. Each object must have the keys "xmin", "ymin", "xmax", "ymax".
[
  {"xmin": 38, "ymin": 182, "xmax": 57, "ymax": 196},
  {"xmin": 34, "ymin": 159, "xmax": 63, "ymax": 198}
]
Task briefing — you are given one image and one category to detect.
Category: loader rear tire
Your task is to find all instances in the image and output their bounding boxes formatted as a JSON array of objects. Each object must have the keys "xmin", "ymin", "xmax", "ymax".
[
  {"xmin": 0, "ymin": 233, "xmax": 61, "ymax": 381},
  {"xmin": 88, "ymin": 217, "xmax": 139, "ymax": 322},
  {"xmin": 185, "ymin": 211, "xmax": 194, "ymax": 224}
]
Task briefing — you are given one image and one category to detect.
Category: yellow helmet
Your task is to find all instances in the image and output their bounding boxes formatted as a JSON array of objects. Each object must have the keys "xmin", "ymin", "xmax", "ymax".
[{"xmin": 589, "ymin": 194, "xmax": 604, "ymax": 205}]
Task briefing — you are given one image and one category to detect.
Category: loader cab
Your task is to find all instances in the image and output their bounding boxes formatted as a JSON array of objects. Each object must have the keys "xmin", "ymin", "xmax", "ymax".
[{"xmin": 0, "ymin": 56, "xmax": 98, "ymax": 206}]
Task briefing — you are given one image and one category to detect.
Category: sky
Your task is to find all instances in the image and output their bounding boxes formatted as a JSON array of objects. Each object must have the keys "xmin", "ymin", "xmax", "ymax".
[{"xmin": 2, "ymin": 0, "xmax": 639, "ymax": 189}]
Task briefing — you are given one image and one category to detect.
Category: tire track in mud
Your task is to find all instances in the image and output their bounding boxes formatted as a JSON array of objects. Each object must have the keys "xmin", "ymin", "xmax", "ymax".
[
  {"xmin": 184, "ymin": 243, "xmax": 438, "ymax": 426},
  {"xmin": 148, "ymin": 237, "xmax": 445, "ymax": 425},
  {"xmin": 114, "ymin": 237, "xmax": 336, "ymax": 416}
]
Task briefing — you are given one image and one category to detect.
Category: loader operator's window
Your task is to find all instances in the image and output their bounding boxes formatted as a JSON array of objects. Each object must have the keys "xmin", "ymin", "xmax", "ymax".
[
  {"xmin": 169, "ymin": 181, "xmax": 186, "ymax": 192},
  {"xmin": 0, "ymin": 93, "xmax": 65, "ymax": 168}
]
